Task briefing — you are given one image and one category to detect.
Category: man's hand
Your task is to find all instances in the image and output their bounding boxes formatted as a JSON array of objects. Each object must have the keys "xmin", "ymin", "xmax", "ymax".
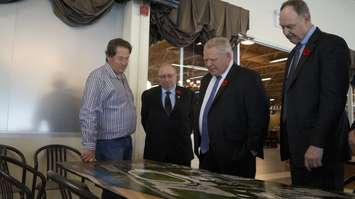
[
  {"xmin": 81, "ymin": 149, "xmax": 96, "ymax": 162},
  {"xmin": 349, "ymin": 130, "xmax": 355, "ymax": 155},
  {"xmin": 304, "ymin": 145, "xmax": 323, "ymax": 171}
]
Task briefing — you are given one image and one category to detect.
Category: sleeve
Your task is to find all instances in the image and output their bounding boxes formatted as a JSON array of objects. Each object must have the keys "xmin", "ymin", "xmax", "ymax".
[
  {"xmin": 141, "ymin": 91, "xmax": 148, "ymax": 133},
  {"xmin": 79, "ymin": 73, "xmax": 103, "ymax": 150},
  {"xmin": 310, "ymin": 37, "xmax": 350, "ymax": 148},
  {"xmin": 187, "ymin": 89, "xmax": 196, "ymax": 136}
]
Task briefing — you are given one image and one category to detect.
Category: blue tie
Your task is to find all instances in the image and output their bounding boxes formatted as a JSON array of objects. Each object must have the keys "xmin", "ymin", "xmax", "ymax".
[{"xmin": 201, "ymin": 75, "xmax": 222, "ymax": 154}]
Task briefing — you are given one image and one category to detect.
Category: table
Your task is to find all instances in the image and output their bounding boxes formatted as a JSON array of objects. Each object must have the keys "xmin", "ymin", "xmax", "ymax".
[{"xmin": 58, "ymin": 160, "xmax": 355, "ymax": 199}]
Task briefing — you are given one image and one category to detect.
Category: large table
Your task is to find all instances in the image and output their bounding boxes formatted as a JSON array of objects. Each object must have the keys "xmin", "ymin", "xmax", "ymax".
[{"xmin": 58, "ymin": 160, "xmax": 355, "ymax": 199}]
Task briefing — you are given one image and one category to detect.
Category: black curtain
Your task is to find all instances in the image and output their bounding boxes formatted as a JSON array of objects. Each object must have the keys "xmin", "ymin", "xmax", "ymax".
[
  {"xmin": 150, "ymin": 0, "xmax": 249, "ymax": 47},
  {"xmin": 0, "ymin": 0, "xmax": 21, "ymax": 3},
  {"xmin": 51, "ymin": 0, "xmax": 130, "ymax": 27}
]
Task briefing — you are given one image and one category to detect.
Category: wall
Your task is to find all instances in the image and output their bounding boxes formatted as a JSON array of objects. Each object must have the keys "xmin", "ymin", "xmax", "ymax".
[
  {"xmin": 0, "ymin": 0, "xmax": 150, "ymax": 162},
  {"xmin": 224, "ymin": 0, "xmax": 355, "ymax": 50}
]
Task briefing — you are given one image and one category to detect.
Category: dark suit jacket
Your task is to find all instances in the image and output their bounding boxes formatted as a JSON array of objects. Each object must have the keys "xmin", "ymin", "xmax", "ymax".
[
  {"xmin": 280, "ymin": 27, "xmax": 351, "ymax": 166},
  {"xmin": 194, "ymin": 64, "xmax": 269, "ymax": 168},
  {"xmin": 141, "ymin": 86, "xmax": 194, "ymax": 164}
]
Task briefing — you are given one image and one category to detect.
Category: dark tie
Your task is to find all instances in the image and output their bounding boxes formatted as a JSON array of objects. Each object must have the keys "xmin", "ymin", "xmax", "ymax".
[
  {"xmin": 164, "ymin": 91, "xmax": 172, "ymax": 115},
  {"xmin": 282, "ymin": 43, "xmax": 302, "ymax": 122},
  {"xmin": 201, "ymin": 76, "xmax": 222, "ymax": 154},
  {"xmin": 286, "ymin": 43, "xmax": 302, "ymax": 83}
]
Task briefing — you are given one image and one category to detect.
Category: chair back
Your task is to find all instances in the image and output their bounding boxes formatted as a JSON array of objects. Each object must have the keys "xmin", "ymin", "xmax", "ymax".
[
  {"xmin": 0, "ymin": 156, "xmax": 46, "ymax": 199},
  {"xmin": 34, "ymin": 144, "xmax": 81, "ymax": 177},
  {"xmin": 0, "ymin": 169, "xmax": 32, "ymax": 199},
  {"xmin": 47, "ymin": 171, "xmax": 99, "ymax": 199},
  {"xmin": 0, "ymin": 144, "xmax": 26, "ymax": 173},
  {"xmin": 0, "ymin": 144, "xmax": 27, "ymax": 197}
]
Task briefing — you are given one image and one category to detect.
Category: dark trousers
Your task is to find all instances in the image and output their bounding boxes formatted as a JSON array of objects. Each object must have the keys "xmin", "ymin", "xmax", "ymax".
[
  {"xmin": 96, "ymin": 136, "xmax": 132, "ymax": 199},
  {"xmin": 290, "ymin": 162, "xmax": 344, "ymax": 191},
  {"xmin": 165, "ymin": 156, "xmax": 191, "ymax": 167},
  {"xmin": 199, "ymin": 149, "xmax": 256, "ymax": 178}
]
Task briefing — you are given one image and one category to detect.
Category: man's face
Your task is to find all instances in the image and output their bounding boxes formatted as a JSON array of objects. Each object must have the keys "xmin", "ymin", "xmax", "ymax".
[
  {"xmin": 203, "ymin": 47, "xmax": 231, "ymax": 76},
  {"xmin": 279, "ymin": 6, "xmax": 310, "ymax": 44},
  {"xmin": 158, "ymin": 65, "xmax": 177, "ymax": 90},
  {"xmin": 107, "ymin": 47, "xmax": 130, "ymax": 74}
]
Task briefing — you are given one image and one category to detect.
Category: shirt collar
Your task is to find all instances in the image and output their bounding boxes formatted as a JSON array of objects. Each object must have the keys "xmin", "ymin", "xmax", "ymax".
[
  {"xmin": 104, "ymin": 63, "xmax": 119, "ymax": 78},
  {"xmin": 300, "ymin": 25, "xmax": 316, "ymax": 46},
  {"xmin": 161, "ymin": 85, "xmax": 176, "ymax": 94},
  {"xmin": 218, "ymin": 59, "xmax": 234, "ymax": 79}
]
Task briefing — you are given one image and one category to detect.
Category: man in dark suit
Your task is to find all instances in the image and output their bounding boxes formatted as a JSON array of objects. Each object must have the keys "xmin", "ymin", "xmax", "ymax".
[
  {"xmin": 141, "ymin": 63, "xmax": 194, "ymax": 166},
  {"xmin": 194, "ymin": 37, "xmax": 269, "ymax": 178},
  {"xmin": 279, "ymin": 0, "xmax": 351, "ymax": 191}
]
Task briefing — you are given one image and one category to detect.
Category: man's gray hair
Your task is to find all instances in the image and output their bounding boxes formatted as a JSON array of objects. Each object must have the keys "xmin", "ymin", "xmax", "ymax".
[
  {"xmin": 204, "ymin": 37, "xmax": 233, "ymax": 54},
  {"xmin": 280, "ymin": 0, "xmax": 310, "ymax": 17}
]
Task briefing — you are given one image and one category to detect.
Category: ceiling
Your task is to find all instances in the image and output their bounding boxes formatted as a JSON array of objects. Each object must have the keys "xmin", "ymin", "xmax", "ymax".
[{"xmin": 148, "ymin": 40, "xmax": 289, "ymax": 106}]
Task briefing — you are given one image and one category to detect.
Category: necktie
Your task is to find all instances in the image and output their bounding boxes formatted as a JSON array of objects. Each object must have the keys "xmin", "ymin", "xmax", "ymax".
[
  {"xmin": 165, "ymin": 91, "xmax": 172, "ymax": 115},
  {"xmin": 287, "ymin": 43, "xmax": 302, "ymax": 81},
  {"xmin": 283, "ymin": 44, "xmax": 302, "ymax": 122},
  {"xmin": 201, "ymin": 76, "xmax": 222, "ymax": 154}
]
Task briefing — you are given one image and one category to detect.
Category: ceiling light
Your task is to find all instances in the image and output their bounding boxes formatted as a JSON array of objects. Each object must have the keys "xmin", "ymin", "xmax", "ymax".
[
  {"xmin": 262, "ymin": 77, "xmax": 272, "ymax": 81},
  {"xmin": 241, "ymin": 40, "xmax": 255, "ymax": 45},
  {"xmin": 196, "ymin": 42, "xmax": 202, "ymax": 46},
  {"xmin": 270, "ymin": 98, "xmax": 275, "ymax": 101},
  {"xmin": 269, "ymin": 57, "xmax": 288, "ymax": 63},
  {"xmin": 238, "ymin": 33, "xmax": 255, "ymax": 45},
  {"xmin": 186, "ymin": 79, "xmax": 191, "ymax": 83},
  {"xmin": 172, "ymin": 64, "xmax": 208, "ymax": 71},
  {"xmin": 190, "ymin": 75, "xmax": 204, "ymax": 80}
]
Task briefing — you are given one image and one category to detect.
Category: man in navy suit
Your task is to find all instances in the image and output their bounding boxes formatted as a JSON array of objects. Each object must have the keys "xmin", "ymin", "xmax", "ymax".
[
  {"xmin": 279, "ymin": 0, "xmax": 351, "ymax": 190},
  {"xmin": 141, "ymin": 63, "xmax": 194, "ymax": 166},
  {"xmin": 194, "ymin": 37, "xmax": 269, "ymax": 178}
]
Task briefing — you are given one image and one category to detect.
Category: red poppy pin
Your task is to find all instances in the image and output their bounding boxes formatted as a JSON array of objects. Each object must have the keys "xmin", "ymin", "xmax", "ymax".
[
  {"xmin": 176, "ymin": 89, "xmax": 182, "ymax": 99},
  {"xmin": 221, "ymin": 80, "xmax": 229, "ymax": 87},
  {"xmin": 303, "ymin": 48, "xmax": 312, "ymax": 56}
]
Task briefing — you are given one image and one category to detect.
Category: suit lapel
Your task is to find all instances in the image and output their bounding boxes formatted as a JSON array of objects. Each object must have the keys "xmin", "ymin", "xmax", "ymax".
[
  {"xmin": 200, "ymin": 75, "xmax": 212, "ymax": 103},
  {"xmin": 170, "ymin": 86, "xmax": 181, "ymax": 115},
  {"xmin": 286, "ymin": 28, "xmax": 320, "ymax": 90},
  {"xmin": 154, "ymin": 86, "xmax": 165, "ymax": 112},
  {"xmin": 212, "ymin": 64, "xmax": 238, "ymax": 106}
]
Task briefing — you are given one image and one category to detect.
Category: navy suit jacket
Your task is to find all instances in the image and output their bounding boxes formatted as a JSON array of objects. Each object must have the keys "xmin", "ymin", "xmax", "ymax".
[
  {"xmin": 194, "ymin": 64, "xmax": 269, "ymax": 168},
  {"xmin": 141, "ymin": 86, "xmax": 195, "ymax": 163},
  {"xmin": 280, "ymin": 27, "xmax": 351, "ymax": 166}
]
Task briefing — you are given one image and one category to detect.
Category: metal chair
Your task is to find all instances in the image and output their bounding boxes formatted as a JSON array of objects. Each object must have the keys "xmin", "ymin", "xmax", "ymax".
[
  {"xmin": 0, "ymin": 156, "xmax": 46, "ymax": 199},
  {"xmin": 0, "ymin": 144, "xmax": 27, "ymax": 197},
  {"xmin": 47, "ymin": 170, "xmax": 99, "ymax": 199},
  {"xmin": 33, "ymin": 144, "xmax": 82, "ymax": 198},
  {"xmin": 0, "ymin": 144, "xmax": 27, "ymax": 172},
  {"xmin": 0, "ymin": 169, "xmax": 32, "ymax": 199}
]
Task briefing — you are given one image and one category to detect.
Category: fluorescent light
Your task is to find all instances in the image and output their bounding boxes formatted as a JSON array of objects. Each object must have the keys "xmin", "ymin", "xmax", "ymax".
[
  {"xmin": 270, "ymin": 98, "xmax": 275, "ymax": 101},
  {"xmin": 262, "ymin": 77, "xmax": 272, "ymax": 81},
  {"xmin": 190, "ymin": 75, "xmax": 204, "ymax": 80},
  {"xmin": 172, "ymin": 64, "xmax": 208, "ymax": 71},
  {"xmin": 186, "ymin": 79, "xmax": 191, "ymax": 83},
  {"xmin": 196, "ymin": 42, "xmax": 202, "ymax": 46},
  {"xmin": 241, "ymin": 40, "xmax": 255, "ymax": 45},
  {"xmin": 269, "ymin": 57, "xmax": 288, "ymax": 63}
]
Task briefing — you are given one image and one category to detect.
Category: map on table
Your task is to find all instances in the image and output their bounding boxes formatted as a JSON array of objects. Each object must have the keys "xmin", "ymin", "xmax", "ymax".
[{"xmin": 65, "ymin": 160, "xmax": 355, "ymax": 199}]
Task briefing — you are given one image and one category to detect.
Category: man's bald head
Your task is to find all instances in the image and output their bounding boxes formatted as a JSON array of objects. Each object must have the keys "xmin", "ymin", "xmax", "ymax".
[{"xmin": 158, "ymin": 63, "xmax": 177, "ymax": 90}]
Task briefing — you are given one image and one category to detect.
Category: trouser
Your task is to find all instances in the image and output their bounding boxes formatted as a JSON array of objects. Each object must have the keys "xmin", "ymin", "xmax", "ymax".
[
  {"xmin": 96, "ymin": 136, "xmax": 132, "ymax": 199},
  {"xmin": 290, "ymin": 162, "xmax": 344, "ymax": 191}
]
